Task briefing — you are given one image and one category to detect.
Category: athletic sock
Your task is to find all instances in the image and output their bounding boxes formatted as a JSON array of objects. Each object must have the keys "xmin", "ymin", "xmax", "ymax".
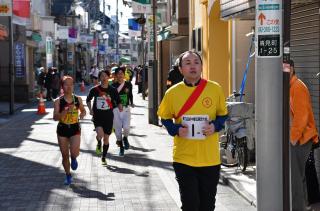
[
  {"xmin": 96, "ymin": 137, "xmax": 102, "ymax": 147},
  {"xmin": 102, "ymin": 144, "xmax": 109, "ymax": 158}
]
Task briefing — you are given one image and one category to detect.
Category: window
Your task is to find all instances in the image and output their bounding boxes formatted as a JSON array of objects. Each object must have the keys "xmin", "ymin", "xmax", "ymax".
[{"xmin": 192, "ymin": 27, "xmax": 202, "ymax": 52}]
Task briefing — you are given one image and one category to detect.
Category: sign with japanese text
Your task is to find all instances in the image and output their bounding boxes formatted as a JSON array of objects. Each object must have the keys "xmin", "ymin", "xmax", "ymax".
[
  {"xmin": 0, "ymin": 0, "xmax": 12, "ymax": 16},
  {"xmin": 46, "ymin": 37, "xmax": 53, "ymax": 68},
  {"xmin": 15, "ymin": 42, "xmax": 25, "ymax": 78},
  {"xmin": 256, "ymin": 0, "xmax": 282, "ymax": 58},
  {"xmin": 132, "ymin": 0, "xmax": 151, "ymax": 14}
]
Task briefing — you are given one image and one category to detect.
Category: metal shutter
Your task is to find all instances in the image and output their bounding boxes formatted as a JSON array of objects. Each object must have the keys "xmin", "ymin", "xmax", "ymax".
[{"xmin": 290, "ymin": 1, "xmax": 320, "ymax": 131}]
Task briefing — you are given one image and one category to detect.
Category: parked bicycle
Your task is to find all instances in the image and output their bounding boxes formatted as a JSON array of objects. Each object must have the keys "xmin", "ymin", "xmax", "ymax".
[{"xmin": 219, "ymin": 92, "xmax": 255, "ymax": 172}]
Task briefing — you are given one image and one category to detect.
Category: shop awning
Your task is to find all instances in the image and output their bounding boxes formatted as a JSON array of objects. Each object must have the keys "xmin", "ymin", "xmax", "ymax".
[
  {"xmin": 157, "ymin": 29, "xmax": 175, "ymax": 41},
  {"xmin": 120, "ymin": 56, "xmax": 131, "ymax": 63}
]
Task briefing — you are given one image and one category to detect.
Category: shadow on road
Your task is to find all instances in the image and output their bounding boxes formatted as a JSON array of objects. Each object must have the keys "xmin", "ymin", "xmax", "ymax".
[{"xmin": 70, "ymin": 185, "xmax": 115, "ymax": 201}]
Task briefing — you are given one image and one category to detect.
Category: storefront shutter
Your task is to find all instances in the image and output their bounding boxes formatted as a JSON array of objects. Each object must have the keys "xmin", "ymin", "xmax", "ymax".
[{"xmin": 290, "ymin": 1, "xmax": 320, "ymax": 131}]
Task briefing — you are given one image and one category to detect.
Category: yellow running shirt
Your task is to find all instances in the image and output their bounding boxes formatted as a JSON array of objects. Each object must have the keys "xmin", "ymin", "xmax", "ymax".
[{"xmin": 157, "ymin": 80, "xmax": 227, "ymax": 167}]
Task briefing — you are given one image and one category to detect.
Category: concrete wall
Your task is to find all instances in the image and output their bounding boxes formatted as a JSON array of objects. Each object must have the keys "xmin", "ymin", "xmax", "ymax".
[
  {"xmin": 206, "ymin": 1, "xmax": 231, "ymax": 97},
  {"xmin": 234, "ymin": 20, "xmax": 255, "ymax": 104}
]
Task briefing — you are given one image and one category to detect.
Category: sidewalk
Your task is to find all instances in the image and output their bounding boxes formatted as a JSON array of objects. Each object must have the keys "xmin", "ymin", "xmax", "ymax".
[{"xmin": 0, "ymin": 84, "xmax": 256, "ymax": 211}]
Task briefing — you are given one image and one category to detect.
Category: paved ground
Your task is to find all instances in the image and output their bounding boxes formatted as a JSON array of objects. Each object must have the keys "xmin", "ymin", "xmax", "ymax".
[{"xmin": 0, "ymin": 84, "xmax": 256, "ymax": 211}]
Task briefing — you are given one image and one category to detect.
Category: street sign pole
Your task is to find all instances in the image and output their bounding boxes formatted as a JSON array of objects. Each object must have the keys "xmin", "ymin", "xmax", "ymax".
[
  {"xmin": 255, "ymin": 0, "xmax": 284, "ymax": 210},
  {"xmin": 282, "ymin": 0, "xmax": 291, "ymax": 210}
]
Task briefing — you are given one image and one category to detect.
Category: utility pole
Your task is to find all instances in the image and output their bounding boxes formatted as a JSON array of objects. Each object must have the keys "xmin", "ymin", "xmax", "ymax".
[
  {"xmin": 116, "ymin": 0, "xmax": 119, "ymax": 63},
  {"xmin": 255, "ymin": 0, "xmax": 284, "ymax": 210},
  {"xmin": 9, "ymin": 0, "xmax": 14, "ymax": 114},
  {"xmin": 282, "ymin": 0, "xmax": 291, "ymax": 210},
  {"xmin": 148, "ymin": 0, "xmax": 158, "ymax": 125}
]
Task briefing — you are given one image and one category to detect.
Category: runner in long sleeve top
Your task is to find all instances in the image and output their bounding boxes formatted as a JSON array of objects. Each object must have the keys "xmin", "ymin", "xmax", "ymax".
[{"xmin": 112, "ymin": 67, "xmax": 134, "ymax": 154}]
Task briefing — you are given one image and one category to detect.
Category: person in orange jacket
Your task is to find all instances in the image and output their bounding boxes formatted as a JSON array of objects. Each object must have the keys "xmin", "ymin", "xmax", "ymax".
[{"xmin": 289, "ymin": 59, "xmax": 319, "ymax": 211}]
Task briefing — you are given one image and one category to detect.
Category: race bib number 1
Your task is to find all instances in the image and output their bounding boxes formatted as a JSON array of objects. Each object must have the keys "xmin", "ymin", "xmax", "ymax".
[
  {"xmin": 182, "ymin": 115, "xmax": 209, "ymax": 140},
  {"xmin": 97, "ymin": 97, "xmax": 110, "ymax": 110}
]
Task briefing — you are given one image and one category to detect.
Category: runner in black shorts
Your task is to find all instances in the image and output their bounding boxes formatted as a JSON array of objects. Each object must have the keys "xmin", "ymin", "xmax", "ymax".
[
  {"xmin": 53, "ymin": 76, "xmax": 86, "ymax": 185},
  {"xmin": 86, "ymin": 70, "xmax": 122, "ymax": 165}
]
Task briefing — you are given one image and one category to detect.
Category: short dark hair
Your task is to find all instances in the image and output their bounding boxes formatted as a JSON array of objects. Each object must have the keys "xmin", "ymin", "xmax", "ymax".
[
  {"xmin": 115, "ymin": 66, "xmax": 126, "ymax": 75},
  {"xmin": 98, "ymin": 70, "xmax": 111, "ymax": 79},
  {"xmin": 178, "ymin": 50, "xmax": 203, "ymax": 67},
  {"xmin": 289, "ymin": 59, "xmax": 295, "ymax": 75},
  {"xmin": 289, "ymin": 59, "xmax": 294, "ymax": 67}
]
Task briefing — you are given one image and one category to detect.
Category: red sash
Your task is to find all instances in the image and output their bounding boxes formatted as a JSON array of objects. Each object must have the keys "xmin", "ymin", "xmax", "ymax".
[
  {"xmin": 95, "ymin": 86, "xmax": 113, "ymax": 109},
  {"xmin": 174, "ymin": 79, "xmax": 207, "ymax": 119}
]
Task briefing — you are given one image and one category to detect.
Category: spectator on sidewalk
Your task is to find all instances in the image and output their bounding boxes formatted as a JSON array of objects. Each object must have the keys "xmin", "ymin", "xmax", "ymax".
[
  {"xmin": 289, "ymin": 59, "xmax": 319, "ymax": 211},
  {"xmin": 76, "ymin": 68, "xmax": 83, "ymax": 83},
  {"xmin": 53, "ymin": 76, "xmax": 86, "ymax": 185},
  {"xmin": 86, "ymin": 70, "xmax": 122, "ymax": 165},
  {"xmin": 166, "ymin": 58, "xmax": 183, "ymax": 90},
  {"xmin": 45, "ymin": 67, "xmax": 53, "ymax": 101},
  {"xmin": 51, "ymin": 67, "xmax": 61, "ymax": 99},
  {"xmin": 89, "ymin": 64, "xmax": 99, "ymax": 86},
  {"xmin": 158, "ymin": 50, "xmax": 228, "ymax": 211},
  {"xmin": 37, "ymin": 67, "xmax": 46, "ymax": 97}
]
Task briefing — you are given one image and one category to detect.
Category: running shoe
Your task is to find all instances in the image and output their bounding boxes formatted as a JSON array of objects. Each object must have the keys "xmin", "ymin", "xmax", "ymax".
[
  {"xmin": 101, "ymin": 157, "xmax": 107, "ymax": 166},
  {"xmin": 119, "ymin": 147, "xmax": 125, "ymax": 156},
  {"xmin": 96, "ymin": 144, "xmax": 102, "ymax": 155},
  {"xmin": 123, "ymin": 137, "xmax": 130, "ymax": 150},
  {"xmin": 64, "ymin": 174, "xmax": 72, "ymax": 185},
  {"xmin": 116, "ymin": 140, "xmax": 122, "ymax": 147},
  {"xmin": 71, "ymin": 158, "xmax": 78, "ymax": 170}
]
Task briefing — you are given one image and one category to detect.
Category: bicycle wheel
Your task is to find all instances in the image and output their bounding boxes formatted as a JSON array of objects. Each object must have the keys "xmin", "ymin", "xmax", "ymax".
[
  {"xmin": 220, "ymin": 134, "xmax": 238, "ymax": 167},
  {"xmin": 236, "ymin": 137, "xmax": 248, "ymax": 172}
]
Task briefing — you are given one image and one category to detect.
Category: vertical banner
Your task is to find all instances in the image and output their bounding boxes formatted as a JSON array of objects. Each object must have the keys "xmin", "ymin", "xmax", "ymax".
[
  {"xmin": 132, "ymin": 0, "xmax": 151, "ymax": 14},
  {"xmin": 15, "ymin": 42, "xmax": 25, "ymax": 78},
  {"xmin": 147, "ymin": 15, "xmax": 154, "ymax": 61},
  {"xmin": 12, "ymin": 0, "xmax": 30, "ymax": 25},
  {"xmin": 46, "ymin": 37, "xmax": 53, "ymax": 68}
]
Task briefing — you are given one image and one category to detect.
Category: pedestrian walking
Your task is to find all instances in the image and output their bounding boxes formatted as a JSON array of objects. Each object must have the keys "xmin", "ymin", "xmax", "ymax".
[
  {"xmin": 112, "ymin": 67, "xmax": 134, "ymax": 156},
  {"xmin": 51, "ymin": 67, "xmax": 61, "ymax": 99},
  {"xmin": 45, "ymin": 67, "xmax": 53, "ymax": 101},
  {"xmin": 167, "ymin": 58, "xmax": 183, "ymax": 89},
  {"xmin": 37, "ymin": 67, "xmax": 46, "ymax": 97},
  {"xmin": 289, "ymin": 59, "xmax": 319, "ymax": 211},
  {"xmin": 158, "ymin": 50, "xmax": 228, "ymax": 211},
  {"xmin": 89, "ymin": 64, "xmax": 99, "ymax": 86},
  {"xmin": 53, "ymin": 76, "xmax": 86, "ymax": 185},
  {"xmin": 86, "ymin": 70, "xmax": 122, "ymax": 165}
]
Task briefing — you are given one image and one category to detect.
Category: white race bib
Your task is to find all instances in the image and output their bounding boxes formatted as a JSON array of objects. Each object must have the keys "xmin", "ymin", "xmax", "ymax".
[
  {"xmin": 97, "ymin": 97, "xmax": 110, "ymax": 110},
  {"xmin": 182, "ymin": 115, "xmax": 209, "ymax": 140}
]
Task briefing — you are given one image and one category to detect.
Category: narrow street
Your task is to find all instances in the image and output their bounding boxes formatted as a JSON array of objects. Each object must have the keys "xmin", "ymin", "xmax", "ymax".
[{"xmin": 0, "ymin": 84, "xmax": 256, "ymax": 211}]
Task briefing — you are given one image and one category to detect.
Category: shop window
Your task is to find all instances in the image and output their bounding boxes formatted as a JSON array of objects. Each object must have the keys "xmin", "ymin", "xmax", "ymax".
[{"xmin": 192, "ymin": 27, "xmax": 202, "ymax": 52}]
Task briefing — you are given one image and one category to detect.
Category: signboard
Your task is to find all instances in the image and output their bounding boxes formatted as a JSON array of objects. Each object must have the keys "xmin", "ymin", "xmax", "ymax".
[
  {"xmin": 46, "ymin": 37, "xmax": 53, "ymax": 68},
  {"xmin": 132, "ymin": 0, "xmax": 152, "ymax": 14},
  {"xmin": 256, "ymin": 0, "xmax": 282, "ymax": 58},
  {"xmin": 15, "ymin": 42, "xmax": 25, "ymax": 78},
  {"xmin": 67, "ymin": 51, "xmax": 73, "ymax": 62},
  {"xmin": 0, "ymin": 0, "xmax": 12, "ymax": 16}
]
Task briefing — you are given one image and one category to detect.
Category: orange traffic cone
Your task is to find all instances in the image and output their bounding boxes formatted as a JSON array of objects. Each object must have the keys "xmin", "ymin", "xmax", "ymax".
[
  {"xmin": 80, "ymin": 81, "xmax": 85, "ymax": 92},
  {"xmin": 37, "ymin": 93, "xmax": 46, "ymax": 115}
]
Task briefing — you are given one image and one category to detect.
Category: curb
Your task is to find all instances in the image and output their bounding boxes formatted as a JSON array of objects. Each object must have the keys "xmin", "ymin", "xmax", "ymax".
[{"xmin": 220, "ymin": 169, "xmax": 257, "ymax": 207}]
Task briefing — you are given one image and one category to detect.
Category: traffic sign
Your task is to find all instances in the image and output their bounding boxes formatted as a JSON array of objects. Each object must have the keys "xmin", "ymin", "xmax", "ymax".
[
  {"xmin": 0, "ymin": 0, "xmax": 12, "ymax": 16},
  {"xmin": 256, "ymin": 0, "xmax": 282, "ymax": 58}
]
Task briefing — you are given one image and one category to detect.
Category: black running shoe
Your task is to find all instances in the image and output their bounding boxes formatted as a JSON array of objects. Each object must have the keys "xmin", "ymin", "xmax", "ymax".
[{"xmin": 123, "ymin": 137, "xmax": 130, "ymax": 150}]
